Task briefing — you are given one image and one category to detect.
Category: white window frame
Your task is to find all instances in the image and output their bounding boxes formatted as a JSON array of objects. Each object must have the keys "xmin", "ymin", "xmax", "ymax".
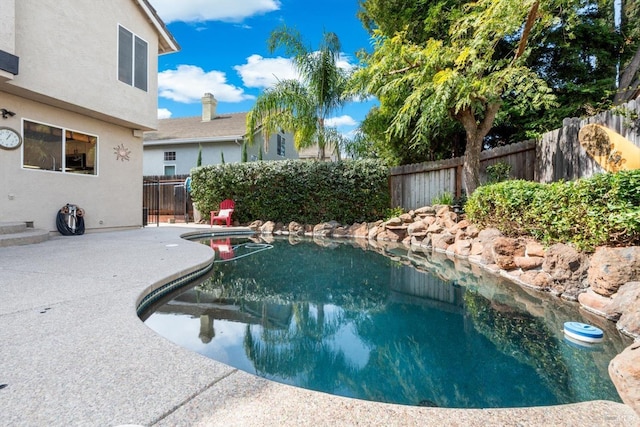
[
  {"xmin": 164, "ymin": 151, "xmax": 176, "ymax": 161},
  {"xmin": 117, "ymin": 24, "xmax": 148, "ymax": 92},
  {"xmin": 164, "ymin": 165, "xmax": 176, "ymax": 176}
]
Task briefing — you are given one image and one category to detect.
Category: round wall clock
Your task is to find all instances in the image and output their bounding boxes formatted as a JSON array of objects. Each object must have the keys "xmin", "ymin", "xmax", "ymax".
[{"xmin": 0, "ymin": 127, "xmax": 22, "ymax": 150}]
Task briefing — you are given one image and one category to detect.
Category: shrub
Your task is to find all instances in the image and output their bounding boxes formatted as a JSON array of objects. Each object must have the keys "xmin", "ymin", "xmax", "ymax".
[
  {"xmin": 485, "ymin": 162, "xmax": 512, "ymax": 184},
  {"xmin": 465, "ymin": 170, "xmax": 640, "ymax": 252},
  {"xmin": 431, "ymin": 192, "xmax": 454, "ymax": 206},
  {"xmin": 190, "ymin": 159, "xmax": 390, "ymax": 225}
]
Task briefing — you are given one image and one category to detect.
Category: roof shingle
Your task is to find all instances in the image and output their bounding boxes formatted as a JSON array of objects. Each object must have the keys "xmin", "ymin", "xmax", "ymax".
[{"xmin": 144, "ymin": 112, "xmax": 248, "ymax": 142}]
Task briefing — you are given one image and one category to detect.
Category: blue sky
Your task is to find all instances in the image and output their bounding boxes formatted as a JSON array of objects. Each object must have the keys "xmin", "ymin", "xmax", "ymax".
[{"xmin": 148, "ymin": 0, "xmax": 376, "ymax": 136}]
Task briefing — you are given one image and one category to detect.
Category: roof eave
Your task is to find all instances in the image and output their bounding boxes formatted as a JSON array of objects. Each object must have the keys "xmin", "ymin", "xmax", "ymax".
[
  {"xmin": 143, "ymin": 135, "xmax": 246, "ymax": 146},
  {"xmin": 135, "ymin": 0, "xmax": 180, "ymax": 54}
]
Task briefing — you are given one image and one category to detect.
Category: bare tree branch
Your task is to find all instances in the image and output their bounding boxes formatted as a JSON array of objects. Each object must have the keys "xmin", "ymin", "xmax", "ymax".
[{"xmin": 515, "ymin": 1, "xmax": 540, "ymax": 60}]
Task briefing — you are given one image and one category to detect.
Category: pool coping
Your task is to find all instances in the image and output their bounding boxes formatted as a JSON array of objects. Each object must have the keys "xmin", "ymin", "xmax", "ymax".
[{"xmin": 0, "ymin": 225, "xmax": 637, "ymax": 426}]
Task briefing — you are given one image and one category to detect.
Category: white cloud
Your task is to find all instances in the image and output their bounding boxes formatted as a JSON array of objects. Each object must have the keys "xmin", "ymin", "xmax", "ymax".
[
  {"xmin": 157, "ymin": 108, "xmax": 173, "ymax": 119},
  {"xmin": 149, "ymin": 0, "xmax": 281, "ymax": 23},
  {"xmin": 234, "ymin": 53, "xmax": 357, "ymax": 90},
  {"xmin": 234, "ymin": 55, "xmax": 298, "ymax": 89},
  {"xmin": 158, "ymin": 65, "xmax": 254, "ymax": 103},
  {"xmin": 326, "ymin": 115, "xmax": 357, "ymax": 127}
]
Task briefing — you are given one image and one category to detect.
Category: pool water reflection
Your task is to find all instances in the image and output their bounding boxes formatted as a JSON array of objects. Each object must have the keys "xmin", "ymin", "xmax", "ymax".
[{"xmin": 144, "ymin": 236, "xmax": 628, "ymax": 408}]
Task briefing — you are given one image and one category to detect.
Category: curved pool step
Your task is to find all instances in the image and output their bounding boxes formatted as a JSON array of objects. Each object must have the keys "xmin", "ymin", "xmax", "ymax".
[{"xmin": 0, "ymin": 221, "xmax": 49, "ymax": 247}]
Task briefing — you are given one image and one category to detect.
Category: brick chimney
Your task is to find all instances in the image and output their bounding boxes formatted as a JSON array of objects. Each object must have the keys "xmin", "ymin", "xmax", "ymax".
[{"xmin": 201, "ymin": 93, "xmax": 218, "ymax": 121}]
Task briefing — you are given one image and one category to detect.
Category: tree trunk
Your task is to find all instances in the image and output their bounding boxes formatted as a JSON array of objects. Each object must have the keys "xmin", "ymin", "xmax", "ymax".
[
  {"xmin": 454, "ymin": 102, "xmax": 501, "ymax": 195},
  {"xmin": 317, "ymin": 144, "xmax": 326, "ymax": 160},
  {"xmin": 615, "ymin": 44, "xmax": 640, "ymax": 104},
  {"xmin": 462, "ymin": 132, "xmax": 483, "ymax": 195}
]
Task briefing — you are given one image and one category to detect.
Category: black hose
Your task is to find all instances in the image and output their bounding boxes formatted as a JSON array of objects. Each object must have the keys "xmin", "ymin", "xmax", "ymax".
[{"xmin": 56, "ymin": 210, "xmax": 85, "ymax": 235}]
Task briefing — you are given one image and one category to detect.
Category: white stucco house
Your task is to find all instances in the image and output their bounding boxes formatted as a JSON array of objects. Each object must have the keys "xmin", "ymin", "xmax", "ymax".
[
  {"xmin": 0, "ymin": 0, "xmax": 179, "ymax": 232},
  {"xmin": 143, "ymin": 93, "xmax": 299, "ymax": 176}
]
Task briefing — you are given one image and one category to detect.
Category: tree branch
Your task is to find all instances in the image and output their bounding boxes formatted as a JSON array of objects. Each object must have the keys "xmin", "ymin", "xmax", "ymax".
[
  {"xmin": 515, "ymin": 1, "xmax": 540, "ymax": 60},
  {"xmin": 388, "ymin": 62, "xmax": 421, "ymax": 75}
]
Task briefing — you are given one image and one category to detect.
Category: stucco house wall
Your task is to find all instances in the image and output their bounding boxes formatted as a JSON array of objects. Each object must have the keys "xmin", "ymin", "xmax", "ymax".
[
  {"xmin": 143, "ymin": 140, "xmax": 242, "ymax": 175},
  {"xmin": 0, "ymin": 0, "xmax": 178, "ymax": 232}
]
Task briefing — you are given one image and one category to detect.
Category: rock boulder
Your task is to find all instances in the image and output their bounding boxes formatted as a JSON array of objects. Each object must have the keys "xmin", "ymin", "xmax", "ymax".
[
  {"xmin": 589, "ymin": 247, "xmax": 640, "ymax": 297},
  {"xmin": 542, "ymin": 243, "xmax": 589, "ymax": 299},
  {"xmin": 609, "ymin": 341, "xmax": 640, "ymax": 415}
]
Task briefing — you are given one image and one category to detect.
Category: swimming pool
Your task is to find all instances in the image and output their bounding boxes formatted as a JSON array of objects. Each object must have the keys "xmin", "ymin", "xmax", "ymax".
[{"xmin": 143, "ymin": 236, "xmax": 628, "ymax": 408}]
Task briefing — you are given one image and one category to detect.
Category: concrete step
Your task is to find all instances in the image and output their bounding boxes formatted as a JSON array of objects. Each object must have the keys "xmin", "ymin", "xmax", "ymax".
[
  {"xmin": 0, "ymin": 221, "xmax": 28, "ymax": 235},
  {"xmin": 0, "ymin": 222, "xmax": 49, "ymax": 247}
]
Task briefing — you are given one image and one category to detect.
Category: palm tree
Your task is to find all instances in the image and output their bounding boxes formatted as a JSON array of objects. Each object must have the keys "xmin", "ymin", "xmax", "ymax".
[{"xmin": 246, "ymin": 25, "xmax": 351, "ymax": 160}]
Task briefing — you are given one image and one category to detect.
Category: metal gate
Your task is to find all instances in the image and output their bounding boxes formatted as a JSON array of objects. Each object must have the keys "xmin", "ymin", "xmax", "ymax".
[{"xmin": 143, "ymin": 175, "xmax": 193, "ymax": 226}]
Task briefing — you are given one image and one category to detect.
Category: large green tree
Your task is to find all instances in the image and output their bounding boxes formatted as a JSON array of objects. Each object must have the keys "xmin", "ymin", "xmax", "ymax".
[
  {"xmin": 354, "ymin": 0, "xmax": 640, "ymax": 163},
  {"xmin": 247, "ymin": 26, "xmax": 352, "ymax": 159},
  {"xmin": 353, "ymin": 0, "xmax": 467, "ymax": 165},
  {"xmin": 351, "ymin": 0, "xmax": 557, "ymax": 194}
]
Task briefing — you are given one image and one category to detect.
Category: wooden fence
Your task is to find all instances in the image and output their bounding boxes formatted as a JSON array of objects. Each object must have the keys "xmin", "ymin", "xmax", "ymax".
[
  {"xmin": 390, "ymin": 139, "xmax": 536, "ymax": 210},
  {"xmin": 536, "ymin": 99, "xmax": 640, "ymax": 182},
  {"xmin": 390, "ymin": 99, "xmax": 640, "ymax": 211}
]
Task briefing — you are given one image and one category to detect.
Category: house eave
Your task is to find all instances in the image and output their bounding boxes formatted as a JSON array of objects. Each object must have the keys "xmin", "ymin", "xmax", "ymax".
[
  {"xmin": 134, "ymin": 0, "xmax": 180, "ymax": 54},
  {"xmin": 143, "ymin": 135, "xmax": 246, "ymax": 146}
]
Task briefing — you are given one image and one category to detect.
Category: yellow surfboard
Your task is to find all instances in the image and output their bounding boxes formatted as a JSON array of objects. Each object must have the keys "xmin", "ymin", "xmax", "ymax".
[{"xmin": 578, "ymin": 124, "xmax": 640, "ymax": 172}]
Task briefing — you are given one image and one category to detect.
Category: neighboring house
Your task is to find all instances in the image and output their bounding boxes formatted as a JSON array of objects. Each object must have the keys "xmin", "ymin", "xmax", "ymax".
[
  {"xmin": 0, "ymin": 0, "xmax": 178, "ymax": 231},
  {"xmin": 143, "ymin": 93, "xmax": 298, "ymax": 176}
]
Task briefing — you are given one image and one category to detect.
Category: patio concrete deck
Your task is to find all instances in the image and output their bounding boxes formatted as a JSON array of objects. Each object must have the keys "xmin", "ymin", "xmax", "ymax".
[{"xmin": 1, "ymin": 226, "xmax": 638, "ymax": 426}]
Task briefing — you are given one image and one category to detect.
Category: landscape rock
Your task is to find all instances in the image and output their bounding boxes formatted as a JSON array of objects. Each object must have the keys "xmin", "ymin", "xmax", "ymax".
[
  {"xmin": 607, "ymin": 282, "xmax": 640, "ymax": 336},
  {"xmin": 260, "ymin": 221, "xmax": 275, "ymax": 234},
  {"xmin": 577, "ymin": 289, "xmax": 614, "ymax": 318},
  {"xmin": 542, "ymin": 243, "xmax": 589, "ymax": 299},
  {"xmin": 313, "ymin": 221, "xmax": 339, "ymax": 237},
  {"xmin": 376, "ymin": 228, "xmax": 405, "ymax": 242},
  {"xmin": 332, "ymin": 226, "xmax": 349, "ymax": 238},
  {"xmin": 470, "ymin": 241, "xmax": 484, "ymax": 256},
  {"xmin": 492, "ymin": 237, "xmax": 525, "ymax": 270},
  {"xmin": 589, "ymin": 247, "xmax": 640, "ymax": 297},
  {"xmin": 426, "ymin": 223, "xmax": 444, "ymax": 234},
  {"xmin": 465, "ymin": 224, "xmax": 480, "ymax": 239},
  {"xmin": 348, "ymin": 223, "xmax": 369, "ymax": 238},
  {"xmin": 368, "ymin": 225, "xmax": 381, "ymax": 240},
  {"xmin": 525, "ymin": 241, "xmax": 546, "ymax": 257},
  {"xmin": 399, "ymin": 213, "xmax": 413, "ymax": 223},
  {"xmin": 514, "ymin": 256, "xmax": 544, "ymax": 271},
  {"xmin": 431, "ymin": 232, "xmax": 455, "ymax": 251},
  {"xmin": 385, "ymin": 217, "xmax": 403, "ymax": 227},
  {"xmin": 609, "ymin": 341, "xmax": 640, "ymax": 415},
  {"xmin": 452, "ymin": 239, "xmax": 472, "ymax": 257},
  {"xmin": 414, "ymin": 206, "xmax": 436, "ymax": 216},
  {"xmin": 407, "ymin": 220, "xmax": 428, "ymax": 235},
  {"xmin": 518, "ymin": 271, "xmax": 552, "ymax": 290},
  {"xmin": 288, "ymin": 221, "xmax": 305, "ymax": 236}
]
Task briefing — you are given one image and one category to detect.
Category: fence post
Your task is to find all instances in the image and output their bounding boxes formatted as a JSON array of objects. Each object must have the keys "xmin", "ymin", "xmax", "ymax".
[{"xmin": 455, "ymin": 164, "xmax": 463, "ymax": 200}]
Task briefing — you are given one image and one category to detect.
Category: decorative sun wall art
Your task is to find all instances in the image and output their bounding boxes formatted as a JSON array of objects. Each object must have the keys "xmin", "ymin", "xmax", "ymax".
[{"xmin": 114, "ymin": 143, "xmax": 131, "ymax": 161}]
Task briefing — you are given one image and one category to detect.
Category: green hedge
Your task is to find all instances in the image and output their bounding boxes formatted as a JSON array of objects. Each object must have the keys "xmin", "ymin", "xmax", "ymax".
[
  {"xmin": 464, "ymin": 170, "xmax": 640, "ymax": 252},
  {"xmin": 190, "ymin": 159, "xmax": 390, "ymax": 225}
]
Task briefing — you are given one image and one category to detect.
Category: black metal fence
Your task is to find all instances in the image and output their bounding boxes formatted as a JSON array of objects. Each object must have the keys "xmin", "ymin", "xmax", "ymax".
[{"xmin": 143, "ymin": 175, "xmax": 193, "ymax": 226}]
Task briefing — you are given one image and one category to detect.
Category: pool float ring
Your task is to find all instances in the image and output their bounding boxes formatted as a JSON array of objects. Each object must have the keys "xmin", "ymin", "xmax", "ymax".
[{"xmin": 563, "ymin": 321, "xmax": 603, "ymax": 344}]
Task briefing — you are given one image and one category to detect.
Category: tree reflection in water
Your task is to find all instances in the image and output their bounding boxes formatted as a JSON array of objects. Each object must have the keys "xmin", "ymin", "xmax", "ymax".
[{"xmin": 145, "ymin": 237, "xmax": 628, "ymax": 408}]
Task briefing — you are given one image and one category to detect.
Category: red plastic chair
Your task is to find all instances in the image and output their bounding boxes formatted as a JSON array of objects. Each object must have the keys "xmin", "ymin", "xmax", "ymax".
[{"xmin": 210, "ymin": 199, "xmax": 235, "ymax": 227}]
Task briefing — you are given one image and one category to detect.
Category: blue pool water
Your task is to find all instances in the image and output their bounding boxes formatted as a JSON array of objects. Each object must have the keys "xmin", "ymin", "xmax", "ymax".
[{"xmin": 143, "ymin": 236, "xmax": 628, "ymax": 408}]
